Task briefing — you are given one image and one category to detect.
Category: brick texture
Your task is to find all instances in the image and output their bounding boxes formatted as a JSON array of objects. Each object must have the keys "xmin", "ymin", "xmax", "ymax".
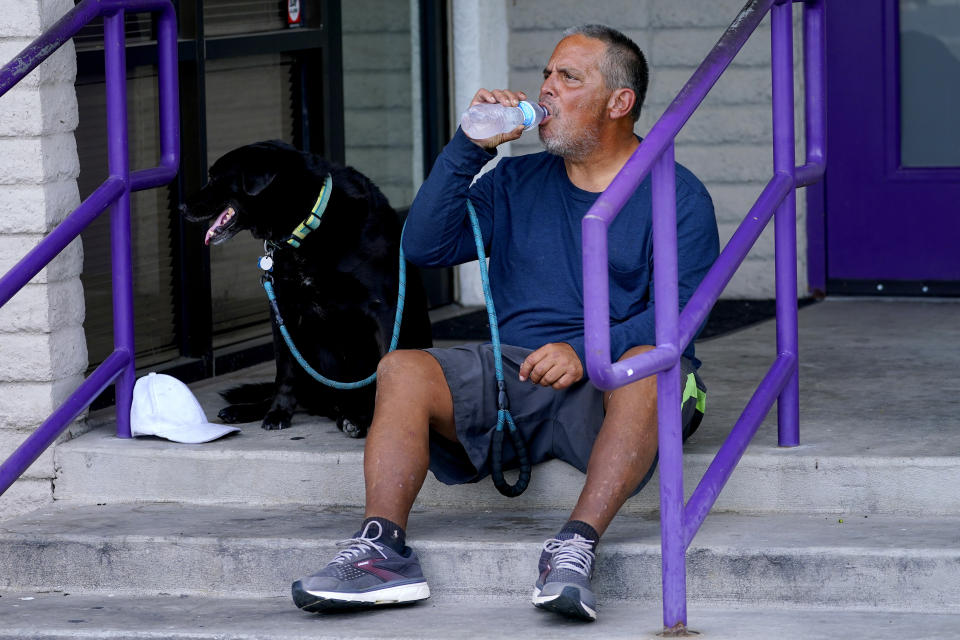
[
  {"xmin": 0, "ymin": 180, "xmax": 80, "ymax": 234},
  {"xmin": 0, "ymin": 0, "xmax": 84, "ymax": 516}
]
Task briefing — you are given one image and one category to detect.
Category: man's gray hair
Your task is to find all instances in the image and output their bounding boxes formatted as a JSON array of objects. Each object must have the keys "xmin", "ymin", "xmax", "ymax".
[{"xmin": 562, "ymin": 24, "xmax": 649, "ymax": 122}]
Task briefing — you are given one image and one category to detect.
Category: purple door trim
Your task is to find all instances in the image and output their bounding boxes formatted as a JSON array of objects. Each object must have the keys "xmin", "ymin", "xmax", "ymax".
[{"xmin": 817, "ymin": 0, "xmax": 960, "ymax": 291}]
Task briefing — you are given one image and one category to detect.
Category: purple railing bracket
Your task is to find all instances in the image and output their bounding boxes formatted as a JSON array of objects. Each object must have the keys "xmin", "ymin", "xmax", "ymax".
[
  {"xmin": 0, "ymin": 0, "xmax": 180, "ymax": 496},
  {"xmin": 795, "ymin": 0, "xmax": 826, "ymax": 187},
  {"xmin": 582, "ymin": 0, "xmax": 773, "ymax": 392},
  {"xmin": 580, "ymin": 0, "xmax": 825, "ymax": 632},
  {"xmin": 771, "ymin": 0, "xmax": 800, "ymax": 448},
  {"xmin": 682, "ymin": 352, "xmax": 796, "ymax": 547}
]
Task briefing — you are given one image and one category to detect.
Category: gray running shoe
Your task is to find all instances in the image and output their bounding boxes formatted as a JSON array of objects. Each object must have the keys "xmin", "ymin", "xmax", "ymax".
[
  {"xmin": 531, "ymin": 533, "xmax": 597, "ymax": 621},
  {"xmin": 291, "ymin": 521, "xmax": 430, "ymax": 612}
]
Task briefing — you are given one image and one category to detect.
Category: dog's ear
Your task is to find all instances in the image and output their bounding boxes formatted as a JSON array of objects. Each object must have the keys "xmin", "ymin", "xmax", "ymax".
[{"xmin": 241, "ymin": 170, "xmax": 277, "ymax": 196}]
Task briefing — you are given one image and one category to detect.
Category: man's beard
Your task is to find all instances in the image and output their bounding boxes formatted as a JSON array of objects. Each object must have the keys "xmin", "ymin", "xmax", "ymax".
[{"xmin": 538, "ymin": 106, "xmax": 604, "ymax": 161}]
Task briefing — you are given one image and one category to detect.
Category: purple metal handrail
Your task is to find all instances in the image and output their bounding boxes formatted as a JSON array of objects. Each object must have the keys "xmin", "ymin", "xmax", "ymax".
[
  {"xmin": 0, "ymin": 0, "xmax": 179, "ymax": 497},
  {"xmin": 581, "ymin": 0, "xmax": 825, "ymax": 633}
]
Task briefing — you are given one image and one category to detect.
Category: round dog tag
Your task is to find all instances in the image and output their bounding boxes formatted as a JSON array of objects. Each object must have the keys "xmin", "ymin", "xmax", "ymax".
[{"xmin": 258, "ymin": 255, "xmax": 274, "ymax": 271}]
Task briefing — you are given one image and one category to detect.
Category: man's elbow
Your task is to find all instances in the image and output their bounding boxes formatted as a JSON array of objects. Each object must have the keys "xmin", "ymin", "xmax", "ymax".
[{"xmin": 401, "ymin": 234, "xmax": 442, "ymax": 267}]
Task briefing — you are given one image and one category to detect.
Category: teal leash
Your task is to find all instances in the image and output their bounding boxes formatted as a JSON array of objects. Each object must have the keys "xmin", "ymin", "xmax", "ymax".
[
  {"xmin": 259, "ymin": 190, "xmax": 530, "ymax": 496},
  {"xmin": 260, "ymin": 264, "xmax": 404, "ymax": 390},
  {"xmin": 259, "ymin": 243, "xmax": 405, "ymax": 391},
  {"xmin": 465, "ymin": 200, "xmax": 530, "ymax": 497}
]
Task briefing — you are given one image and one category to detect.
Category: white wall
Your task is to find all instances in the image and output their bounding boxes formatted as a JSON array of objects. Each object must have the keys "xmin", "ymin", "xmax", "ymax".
[
  {"xmin": 0, "ymin": 0, "xmax": 87, "ymax": 518},
  {"xmin": 500, "ymin": 0, "xmax": 809, "ymax": 300},
  {"xmin": 451, "ymin": 0, "xmax": 510, "ymax": 306},
  {"xmin": 342, "ymin": 0, "xmax": 418, "ymax": 208}
]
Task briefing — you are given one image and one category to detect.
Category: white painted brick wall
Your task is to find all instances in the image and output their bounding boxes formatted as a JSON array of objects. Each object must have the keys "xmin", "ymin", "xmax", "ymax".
[
  {"xmin": 0, "ymin": 180, "xmax": 80, "ymax": 233},
  {"xmin": 342, "ymin": 0, "xmax": 416, "ymax": 209},
  {"xmin": 507, "ymin": 0, "xmax": 810, "ymax": 300},
  {"xmin": 0, "ymin": 0, "xmax": 86, "ymax": 519},
  {"xmin": 451, "ymin": 0, "xmax": 510, "ymax": 306},
  {"xmin": 0, "ymin": 133, "xmax": 80, "ymax": 184}
]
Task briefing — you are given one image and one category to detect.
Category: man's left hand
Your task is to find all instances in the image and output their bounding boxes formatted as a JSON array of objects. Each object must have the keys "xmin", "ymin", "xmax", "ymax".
[{"xmin": 518, "ymin": 343, "xmax": 583, "ymax": 390}]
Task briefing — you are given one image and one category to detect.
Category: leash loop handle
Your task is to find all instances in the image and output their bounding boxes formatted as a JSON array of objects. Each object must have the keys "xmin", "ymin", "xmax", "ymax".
[
  {"xmin": 490, "ymin": 410, "xmax": 532, "ymax": 498},
  {"xmin": 466, "ymin": 200, "xmax": 531, "ymax": 497}
]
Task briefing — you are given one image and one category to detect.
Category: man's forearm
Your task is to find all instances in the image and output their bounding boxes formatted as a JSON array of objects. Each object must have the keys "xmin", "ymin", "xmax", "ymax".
[{"xmin": 402, "ymin": 130, "xmax": 496, "ymax": 267}]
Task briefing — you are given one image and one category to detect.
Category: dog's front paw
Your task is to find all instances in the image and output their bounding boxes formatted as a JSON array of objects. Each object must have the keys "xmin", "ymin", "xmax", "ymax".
[
  {"xmin": 337, "ymin": 416, "xmax": 367, "ymax": 438},
  {"xmin": 262, "ymin": 409, "xmax": 292, "ymax": 430},
  {"xmin": 218, "ymin": 406, "xmax": 241, "ymax": 424}
]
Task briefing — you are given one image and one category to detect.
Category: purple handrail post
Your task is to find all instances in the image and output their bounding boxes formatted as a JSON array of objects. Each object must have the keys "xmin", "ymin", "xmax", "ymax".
[
  {"xmin": 0, "ymin": 0, "xmax": 180, "ymax": 497},
  {"xmin": 104, "ymin": 9, "xmax": 136, "ymax": 438},
  {"xmin": 652, "ymin": 144, "xmax": 687, "ymax": 631},
  {"xmin": 771, "ymin": 1, "xmax": 800, "ymax": 447},
  {"xmin": 579, "ymin": 0, "xmax": 821, "ymax": 632}
]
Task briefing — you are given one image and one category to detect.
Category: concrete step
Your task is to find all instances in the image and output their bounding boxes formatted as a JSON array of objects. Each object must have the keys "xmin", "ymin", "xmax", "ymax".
[
  {"xmin": 52, "ymin": 418, "xmax": 960, "ymax": 517},
  {"xmin": 1, "ymin": 592, "xmax": 958, "ymax": 640},
  {"xmin": 2, "ymin": 502, "xmax": 959, "ymax": 613},
  {"xmin": 49, "ymin": 298, "xmax": 960, "ymax": 517}
]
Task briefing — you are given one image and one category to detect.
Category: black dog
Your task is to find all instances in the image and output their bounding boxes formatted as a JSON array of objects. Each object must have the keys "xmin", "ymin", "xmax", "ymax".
[{"xmin": 181, "ymin": 141, "xmax": 433, "ymax": 436}]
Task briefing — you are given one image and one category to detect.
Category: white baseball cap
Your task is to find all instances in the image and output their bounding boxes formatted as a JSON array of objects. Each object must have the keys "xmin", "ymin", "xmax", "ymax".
[{"xmin": 131, "ymin": 372, "xmax": 240, "ymax": 443}]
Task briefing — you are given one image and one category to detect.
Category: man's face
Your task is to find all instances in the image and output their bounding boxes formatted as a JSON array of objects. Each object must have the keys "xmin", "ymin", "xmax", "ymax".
[{"xmin": 538, "ymin": 34, "xmax": 611, "ymax": 161}]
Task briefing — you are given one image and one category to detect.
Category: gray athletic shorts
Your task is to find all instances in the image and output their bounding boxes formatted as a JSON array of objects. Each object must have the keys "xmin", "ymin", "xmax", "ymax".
[{"xmin": 425, "ymin": 343, "xmax": 706, "ymax": 494}]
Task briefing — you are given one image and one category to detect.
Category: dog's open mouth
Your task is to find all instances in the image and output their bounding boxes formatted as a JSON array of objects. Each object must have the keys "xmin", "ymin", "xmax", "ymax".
[{"xmin": 204, "ymin": 206, "xmax": 237, "ymax": 245}]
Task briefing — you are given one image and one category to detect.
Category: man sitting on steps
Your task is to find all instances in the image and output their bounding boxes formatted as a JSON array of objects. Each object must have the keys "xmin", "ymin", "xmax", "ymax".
[{"xmin": 292, "ymin": 23, "xmax": 718, "ymax": 622}]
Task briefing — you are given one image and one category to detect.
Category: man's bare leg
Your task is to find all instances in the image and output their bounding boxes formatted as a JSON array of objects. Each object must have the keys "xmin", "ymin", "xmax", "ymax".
[
  {"xmin": 363, "ymin": 349, "xmax": 457, "ymax": 530},
  {"xmin": 532, "ymin": 346, "xmax": 659, "ymax": 621},
  {"xmin": 569, "ymin": 345, "xmax": 659, "ymax": 536},
  {"xmin": 291, "ymin": 350, "xmax": 452, "ymax": 611}
]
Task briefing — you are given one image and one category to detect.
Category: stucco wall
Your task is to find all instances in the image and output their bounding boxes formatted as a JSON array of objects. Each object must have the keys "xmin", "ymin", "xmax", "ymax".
[
  {"xmin": 453, "ymin": 0, "xmax": 809, "ymax": 301},
  {"xmin": 0, "ymin": 0, "xmax": 87, "ymax": 518},
  {"xmin": 342, "ymin": 0, "xmax": 420, "ymax": 209}
]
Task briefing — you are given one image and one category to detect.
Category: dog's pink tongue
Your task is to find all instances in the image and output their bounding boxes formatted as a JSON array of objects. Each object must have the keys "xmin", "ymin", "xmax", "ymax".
[{"xmin": 204, "ymin": 208, "xmax": 232, "ymax": 245}]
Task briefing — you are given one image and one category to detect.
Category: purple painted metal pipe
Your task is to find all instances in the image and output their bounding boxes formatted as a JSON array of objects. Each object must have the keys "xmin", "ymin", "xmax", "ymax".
[
  {"xmin": 128, "ymin": 0, "xmax": 180, "ymax": 192},
  {"xmin": 0, "ymin": 350, "xmax": 130, "ymax": 497},
  {"xmin": 677, "ymin": 174, "xmax": 792, "ymax": 351},
  {"xmin": 682, "ymin": 353, "xmax": 796, "ymax": 547},
  {"xmin": 652, "ymin": 145, "xmax": 689, "ymax": 628},
  {"xmin": 0, "ymin": 0, "xmax": 101, "ymax": 96},
  {"xmin": 582, "ymin": 0, "xmax": 774, "ymax": 391},
  {"xmin": 0, "ymin": 0, "xmax": 180, "ymax": 485},
  {"xmin": 0, "ymin": 178, "xmax": 125, "ymax": 309},
  {"xmin": 771, "ymin": 1, "xmax": 801, "ymax": 448},
  {"xmin": 0, "ymin": 0, "xmax": 180, "ymax": 182},
  {"xmin": 104, "ymin": 10, "xmax": 136, "ymax": 438},
  {"xmin": 795, "ymin": 0, "xmax": 826, "ymax": 187},
  {"xmin": 580, "ymin": 0, "xmax": 824, "ymax": 631}
]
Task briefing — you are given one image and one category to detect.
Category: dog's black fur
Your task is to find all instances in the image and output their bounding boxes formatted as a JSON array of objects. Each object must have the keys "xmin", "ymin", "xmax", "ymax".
[{"xmin": 180, "ymin": 140, "xmax": 432, "ymax": 436}]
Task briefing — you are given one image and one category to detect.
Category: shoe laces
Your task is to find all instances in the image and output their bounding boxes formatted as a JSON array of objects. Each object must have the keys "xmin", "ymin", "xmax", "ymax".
[
  {"xmin": 542, "ymin": 533, "xmax": 595, "ymax": 576},
  {"xmin": 330, "ymin": 520, "xmax": 388, "ymax": 565}
]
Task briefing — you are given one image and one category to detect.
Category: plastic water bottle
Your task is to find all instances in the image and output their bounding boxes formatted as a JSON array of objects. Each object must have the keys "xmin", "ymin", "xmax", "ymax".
[{"xmin": 460, "ymin": 100, "xmax": 548, "ymax": 139}]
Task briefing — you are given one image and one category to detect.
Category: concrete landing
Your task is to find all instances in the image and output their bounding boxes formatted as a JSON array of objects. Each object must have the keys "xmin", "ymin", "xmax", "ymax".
[
  {"xmin": 0, "ymin": 592, "xmax": 958, "ymax": 640},
  {"xmin": 53, "ymin": 299, "xmax": 960, "ymax": 516}
]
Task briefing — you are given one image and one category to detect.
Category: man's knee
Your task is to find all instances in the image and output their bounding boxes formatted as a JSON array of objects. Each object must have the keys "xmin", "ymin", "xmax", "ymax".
[
  {"xmin": 377, "ymin": 350, "xmax": 444, "ymax": 388},
  {"xmin": 375, "ymin": 350, "xmax": 455, "ymax": 431},
  {"xmin": 616, "ymin": 345, "xmax": 658, "ymax": 391},
  {"xmin": 604, "ymin": 345, "xmax": 658, "ymax": 410}
]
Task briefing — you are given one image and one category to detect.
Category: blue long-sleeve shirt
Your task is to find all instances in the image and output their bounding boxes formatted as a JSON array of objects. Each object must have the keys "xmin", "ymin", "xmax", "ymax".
[{"xmin": 404, "ymin": 129, "xmax": 719, "ymax": 373}]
